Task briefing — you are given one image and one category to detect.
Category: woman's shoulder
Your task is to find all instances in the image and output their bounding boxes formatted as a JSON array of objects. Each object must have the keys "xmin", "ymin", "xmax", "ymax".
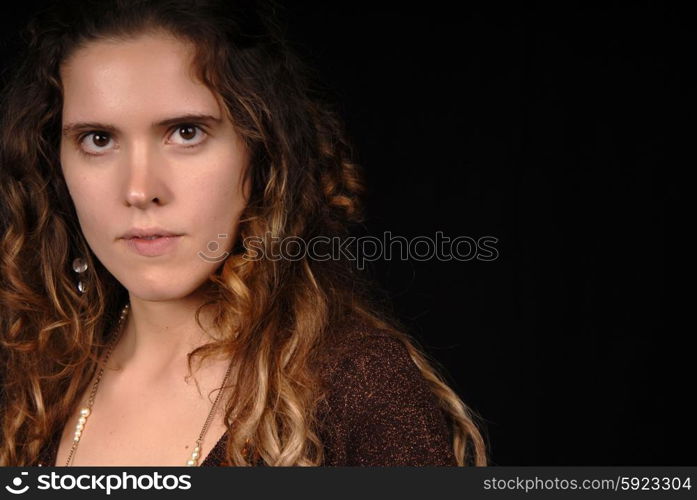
[
  {"xmin": 316, "ymin": 316, "xmax": 426, "ymax": 388},
  {"xmin": 316, "ymin": 315, "xmax": 403, "ymax": 362},
  {"xmin": 313, "ymin": 316, "xmax": 457, "ymax": 466}
]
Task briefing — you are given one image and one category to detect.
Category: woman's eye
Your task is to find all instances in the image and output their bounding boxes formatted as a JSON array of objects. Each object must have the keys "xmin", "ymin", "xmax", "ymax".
[
  {"xmin": 79, "ymin": 132, "xmax": 114, "ymax": 155},
  {"xmin": 170, "ymin": 124, "xmax": 207, "ymax": 147}
]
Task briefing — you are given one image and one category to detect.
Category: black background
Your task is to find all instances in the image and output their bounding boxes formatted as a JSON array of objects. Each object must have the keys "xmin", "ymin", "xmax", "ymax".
[{"xmin": 0, "ymin": 2, "xmax": 689, "ymax": 465}]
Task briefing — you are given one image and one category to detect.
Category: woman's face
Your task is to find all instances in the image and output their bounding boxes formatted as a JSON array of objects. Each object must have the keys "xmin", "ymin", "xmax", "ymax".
[{"xmin": 60, "ymin": 32, "xmax": 250, "ymax": 301}]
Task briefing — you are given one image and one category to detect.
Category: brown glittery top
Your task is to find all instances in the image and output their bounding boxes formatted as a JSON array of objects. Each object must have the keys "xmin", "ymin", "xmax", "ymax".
[{"xmin": 34, "ymin": 318, "xmax": 457, "ymax": 466}]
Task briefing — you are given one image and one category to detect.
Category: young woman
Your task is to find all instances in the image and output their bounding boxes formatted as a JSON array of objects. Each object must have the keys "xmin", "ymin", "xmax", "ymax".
[{"xmin": 0, "ymin": 0, "xmax": 487, "ymax": 466}]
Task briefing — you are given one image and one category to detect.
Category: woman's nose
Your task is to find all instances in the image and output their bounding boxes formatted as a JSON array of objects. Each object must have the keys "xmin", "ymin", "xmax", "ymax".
[{"xmin": 122, "ymin": 142, "xmax": 169, "ymax": 208}]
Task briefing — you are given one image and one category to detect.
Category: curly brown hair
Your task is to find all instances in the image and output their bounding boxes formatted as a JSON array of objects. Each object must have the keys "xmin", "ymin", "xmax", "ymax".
[{"xmin": 0, "ymin": 0, "xmax": 487, "ymax": 466}]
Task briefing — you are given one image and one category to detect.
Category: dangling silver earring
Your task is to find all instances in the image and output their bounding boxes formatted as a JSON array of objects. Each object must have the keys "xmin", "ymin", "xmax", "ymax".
[{"xmin": 72, "ymin": 257, "xmax": 88, "ymax": 294}]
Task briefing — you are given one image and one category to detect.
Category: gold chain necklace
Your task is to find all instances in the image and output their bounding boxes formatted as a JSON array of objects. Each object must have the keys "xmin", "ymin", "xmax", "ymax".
[{"xmin": 64, "ymin": 302, "xmax": 236, "ymax": 466}]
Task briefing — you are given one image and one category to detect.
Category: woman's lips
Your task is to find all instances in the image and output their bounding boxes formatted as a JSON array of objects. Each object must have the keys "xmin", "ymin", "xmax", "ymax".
[{"xmin": 124, "ymin": 235, "xmax": 181, "ymax": 257}]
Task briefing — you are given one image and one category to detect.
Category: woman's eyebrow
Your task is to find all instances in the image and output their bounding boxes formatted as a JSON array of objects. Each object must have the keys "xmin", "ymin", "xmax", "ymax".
[{"xmin": 61, "ymin": 113, "xmax": 222, "ymax": 136}]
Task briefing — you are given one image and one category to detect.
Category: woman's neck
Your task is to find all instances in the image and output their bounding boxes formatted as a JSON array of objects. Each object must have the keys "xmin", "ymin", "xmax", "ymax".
[{"xmin": 108, "ymin": 294, "xmax": 222, "ymax": 383}]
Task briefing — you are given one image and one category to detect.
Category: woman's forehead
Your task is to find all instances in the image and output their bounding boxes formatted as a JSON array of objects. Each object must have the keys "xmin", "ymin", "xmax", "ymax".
[{"xmin": 60, "ymin": 33, "xmax": 220, "ymax": 125}]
